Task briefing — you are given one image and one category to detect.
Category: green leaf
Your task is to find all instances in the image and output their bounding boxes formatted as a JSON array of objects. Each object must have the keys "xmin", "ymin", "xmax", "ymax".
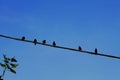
[
  {"xmin": 11, "ymin": 57, "xmax": 17, "ymax": 62},
  {"xmin": 10, "ymin": 64, "xmax": 19, "ymax": 68},
  {"xmin": 0, "ymin": 76, "xmax": 4, "ymax": 80},
  {"xmin": 3, "ymin": 54, "xmax": 7, "ymax": 60},
  {"xmin": 4, "ymin": 59, "xmax": 9, "ymax": 63},
  {"xmin": 6, "ymin": 64, "xmax": 11, "ymax": 69},
  {"xmin": 0, "ymin": 63, "xmax": 5, "ymax": 67},
  {"xmin": 3, "ymin": 55, "xmax": 10, "ymax": 63},
  {"xmin": 9, "ymin": 68, "xmax": 16, "ymax": 74}
]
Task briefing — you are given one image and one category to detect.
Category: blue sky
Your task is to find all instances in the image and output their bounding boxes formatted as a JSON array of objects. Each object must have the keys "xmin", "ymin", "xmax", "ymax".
[{"xmin": 0, "ymin": 0, "xmax": 120, "ymax": 80}]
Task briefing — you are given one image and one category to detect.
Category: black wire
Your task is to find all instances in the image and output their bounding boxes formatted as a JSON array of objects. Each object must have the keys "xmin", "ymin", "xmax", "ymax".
[{"xmin": 0, "ymin": 34, "xmax": 120, "ymax": 59}]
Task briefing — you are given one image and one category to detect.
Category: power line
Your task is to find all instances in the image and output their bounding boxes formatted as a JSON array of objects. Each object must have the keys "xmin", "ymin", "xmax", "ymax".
[{"xmin": 0, "ymin": 34, "xmax": 120, "ymax": 59}]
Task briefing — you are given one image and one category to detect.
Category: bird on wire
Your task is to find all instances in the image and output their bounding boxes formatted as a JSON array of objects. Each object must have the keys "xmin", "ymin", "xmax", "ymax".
[
  {"xmin": 34, "ymin": 39, "xmax": 37, "ymax": 45},
  {"xmin": 53, "ymin": 41, "xmax": 56, "ymax": 46},
  {"xmin": 21, "ymin": 36, "xmax": 25, "ymax": 41},
  {"xmin": 95, "ymin": 48, "xmax": 98, "ymax": 54},
  {"xmin": 42, "ymin": 40, "xmax": 46, "ymax": 44},
  {"xmin": 78, "ymin": 46, "xmax": 82, "ymax": 51}
]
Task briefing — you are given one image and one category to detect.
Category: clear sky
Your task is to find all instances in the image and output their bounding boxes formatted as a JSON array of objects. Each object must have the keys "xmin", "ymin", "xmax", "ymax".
[{"xmin": 0, "ymin": 0, "xmax": 120, "ymax": 80}]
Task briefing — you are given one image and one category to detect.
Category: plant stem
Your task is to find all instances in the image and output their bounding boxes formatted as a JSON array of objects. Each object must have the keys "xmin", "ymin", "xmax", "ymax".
[{"xmin": 2, "ymin": 66, "xmax": 6, "ymax": 77}]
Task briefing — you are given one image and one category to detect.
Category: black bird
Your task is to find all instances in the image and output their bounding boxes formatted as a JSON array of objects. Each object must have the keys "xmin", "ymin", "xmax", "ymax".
[
  {"xmin": 95, "ymin": 48, "xmax": 98, "ymax": 54},
  {"xmin": 21, "ymin": 36, "xmax": 25, "ymax": 41},
  {"xmin": 53, "ymin": 41, "xmax": 56, "ymax": 46},
  {"xmin": 78, "ymin": 46, "xmax": 82, "ymax": 51},
  {"xmin": 42, "ymin": 40, "xmax": 46, "ymax": 44},
  {"xmin": 34, "ymin": 39, "xmax": 37, "ymax": 45}
]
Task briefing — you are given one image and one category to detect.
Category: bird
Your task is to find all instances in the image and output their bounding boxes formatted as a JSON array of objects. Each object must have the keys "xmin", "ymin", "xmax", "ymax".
[
  {"xmin": 42, "ymin": 40, "xmax": 46, "ymax": 44},
  {"xmin": 34, "ymin": 39, "xmax": 37, "ymax": 45},
  {"xmin": 78, "ymin": 46, "xmax": 82, "ymax": 51},
  {"xmin": 21, "ymin": 36, "xmax": 25, "ymax": 41},
  {"xmin": 53, "ymin": 41, "xmax": 56, "ymax": 46},
  {"xmin": 95, "ymin": 48, "xmax": 98, "ymax": 54}
]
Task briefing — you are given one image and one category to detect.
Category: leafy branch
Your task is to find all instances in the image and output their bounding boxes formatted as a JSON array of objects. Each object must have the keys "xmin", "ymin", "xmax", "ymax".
[{"xmin": 0, "ymin": 54, "xmax": 18, "ymax": 80}]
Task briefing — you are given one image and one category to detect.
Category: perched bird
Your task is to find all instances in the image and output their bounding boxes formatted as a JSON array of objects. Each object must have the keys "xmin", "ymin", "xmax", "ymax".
[
  {"xmin": 95, "ymin": 48, "xmax": 98, "ymax": 54},
  {"xmin": 42, "ymin": 40, "xmax": 46, "ymax": 44},
  {"xmin": 34, "ymin": 39, "xmax": 37, "ymax": 45},
  {"xmin": 21, "ymin": 36, "xmax": 25, "ymax": 41},
  {"xmin": 78, "ymin": 46, "xmax": 82, "ymax": 51},
  {"xmin": 53, "ymin": 41, "xmax": 56, "ymax": 46}
]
